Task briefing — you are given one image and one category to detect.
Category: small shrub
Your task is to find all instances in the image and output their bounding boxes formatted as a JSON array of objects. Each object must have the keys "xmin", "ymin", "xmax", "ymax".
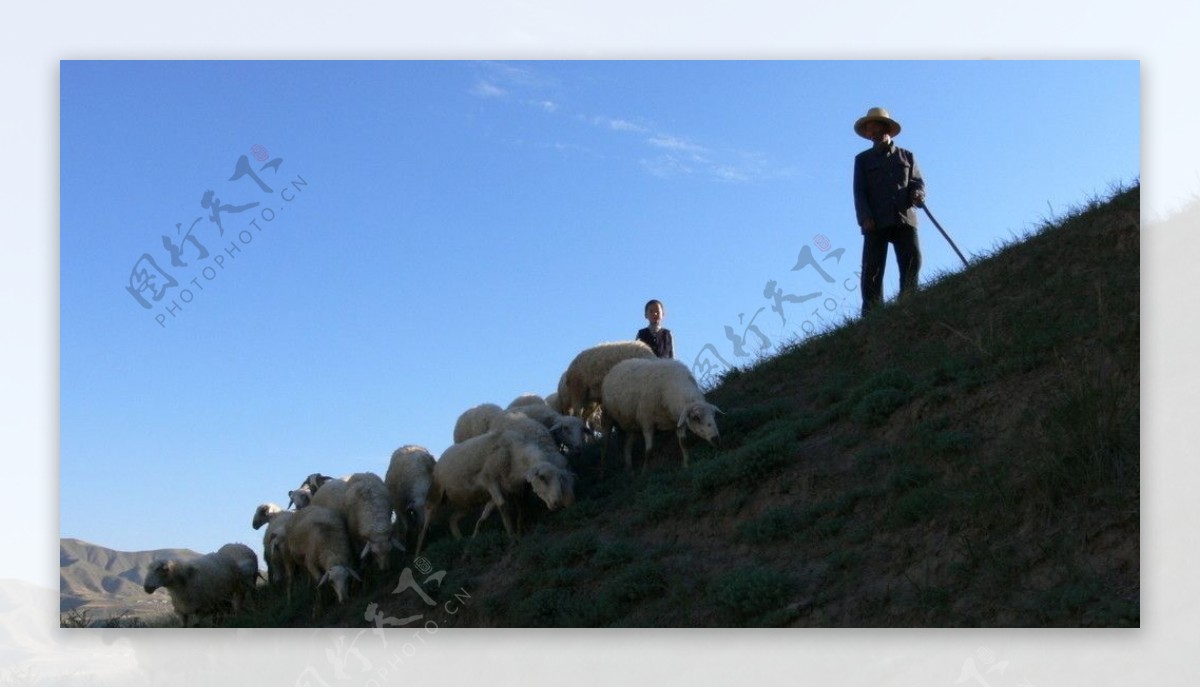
[
  {"xmin": 853, "ymin": 387, "xmax": 912, "ymax": 426},
  {"xmin": 633, "ymin": 474, "xmax": 690, "ymax": 521},
  {"xmin": 596, "ymin": 560, "xmax": 669, "ymax": 617},
  {"xmin": 826, "ymin": 548, "xmax": 862, "ymax": 572},
  {"xmin": 691, "ymin": 420, "xmax": 797, "ymax": 493},
  {"xmin": 738, "ymin": 507, "xmax": 803, "ymax": 544},
  {"xmin": 509, "ymin": 587, "xmax": 578, "ymax": 627},
  {"xmin": 888, "ymin": 463, "xmax": 938, "ymax": 491},
  {"xmin": 930, "ymin": 429, "xmax": 975, "ymax": 457},
  {"xmin": 534, "ymin": 530, "xmax": 600, "ymax": 569},
  {"xmin": 889, "ymin": 485, "xmax": 950, "ymax": 527},
  {"xmin": 710, "ymin": 567, "xmax": 795, "ymax": 622},
  {"xmin": 591, "ymin": 539, "xmax": 639, "ymax": 570}
]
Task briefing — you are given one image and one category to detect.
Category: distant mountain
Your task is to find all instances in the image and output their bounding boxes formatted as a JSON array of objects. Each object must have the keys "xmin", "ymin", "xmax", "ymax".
[{"xmin": 59, "ymin": 538, "xmax": 202, "ymax": 623}]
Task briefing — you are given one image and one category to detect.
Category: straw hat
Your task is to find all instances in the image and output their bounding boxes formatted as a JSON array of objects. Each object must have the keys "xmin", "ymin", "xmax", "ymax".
[{"xmin": 854, "ymin": 107, "xmax": 902, "ymax": 139}]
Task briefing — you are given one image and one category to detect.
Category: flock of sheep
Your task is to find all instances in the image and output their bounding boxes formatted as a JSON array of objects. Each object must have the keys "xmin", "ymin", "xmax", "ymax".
[{"xmin": 142, "ymin": 340, "xmax": 724, "ymax": 626}]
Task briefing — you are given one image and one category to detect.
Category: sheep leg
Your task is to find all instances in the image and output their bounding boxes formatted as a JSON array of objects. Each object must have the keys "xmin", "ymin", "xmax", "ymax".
[
  {"xmin": 641, "ymin": 427, "xmax": 656, "ymax": 473},
  {"xmin": 623, "ymin": 433, "xmax": 636, "ymax": 471},
  {"xmin": 448, "ymin": 509, "xmax": 466, "ymax": 540},
  {"xmin": 496, "ymin": 500, "xmax": 518, "ymax": 541},
  {"xmin": 472, "ymin": 501, "xmax": 497, "ymax": 537},
  {"xmin": 415, "ymin": 502, "xmax": 436, "ymax": 556},
  {"xmin": 283, "ymin": 558, "xmax": 297, "ymax": 606},
  {"xmin": 676, "ymin": 426, "xmax": 690, "ymax": 468},
  {"xmin": 485, "ymin": 484, "xmax": 518, "ymax": 540}
]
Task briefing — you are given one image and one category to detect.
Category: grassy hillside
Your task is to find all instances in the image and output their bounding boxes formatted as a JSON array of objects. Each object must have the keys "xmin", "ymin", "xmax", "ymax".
[{"xmin": 222, "ymin": 183, "xmax": 1140, "ymax": 628}]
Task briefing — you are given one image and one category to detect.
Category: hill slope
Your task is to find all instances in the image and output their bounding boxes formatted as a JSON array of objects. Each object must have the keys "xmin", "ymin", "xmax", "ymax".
[{"xmin": 238, "ymin": 184, "xmax": 1141, "ymax": 628}]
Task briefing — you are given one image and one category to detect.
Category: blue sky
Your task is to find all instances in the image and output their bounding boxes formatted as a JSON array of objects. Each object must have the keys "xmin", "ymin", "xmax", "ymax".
[{"xmin": 59, "ymin": 60, "xmax": 1139, "ymax": 557}]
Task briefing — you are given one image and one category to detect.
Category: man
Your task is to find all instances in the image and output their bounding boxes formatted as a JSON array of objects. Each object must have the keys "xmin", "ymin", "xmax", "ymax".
[{"xmin": 853, "ymin": 106, "xmax": 926, "ymax": 315}]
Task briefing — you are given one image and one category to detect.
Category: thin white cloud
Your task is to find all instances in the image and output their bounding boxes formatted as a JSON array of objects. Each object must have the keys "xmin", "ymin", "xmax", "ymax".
[
  {"xmin": 469, "ymin": 64, "xmax": 795, "ymax": 183},
  {"xmin": 605, "ymin": 117, "xmax": 649, "ymax": 133},
  {"xmin": 713, "ymin": 165, "xmax": 751, "ymax": 182},
  {"xmin": 640, "ymin": 155, "xmax": 698, "ymax": 178},
  {"xmin": 647, "ymin": 135, "xmax": 708, "ymax": 155},
  {"xmin": 471, "ymin": 81, "xmax": 507, "ymax": 98}
]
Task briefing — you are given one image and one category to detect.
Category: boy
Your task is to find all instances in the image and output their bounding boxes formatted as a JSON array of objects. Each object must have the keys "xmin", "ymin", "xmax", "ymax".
[{"xmin": 636, "ymin": 299, "xmax": 674, "ymax": 359}]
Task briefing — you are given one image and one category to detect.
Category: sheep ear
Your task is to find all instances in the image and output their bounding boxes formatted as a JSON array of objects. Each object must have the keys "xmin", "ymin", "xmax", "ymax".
[
  {"xmin": 677, "ymin": 409, "xmax": 689, "ymax": 429},
  {"xmin": 349, "ymin": 569, "xmax": 363, "ymax": 582},
  {"xmin": 318, "ymin": 572, "xmax": 329, "ymax": 587},
  {"xmin": 391, "ymin": 537, "xmax": 407, "ymax": 553},
  {"xmin": 360, "ymin": 543, "xmax": 371, "ymax": 561},
  {"xmin": 711, "ymin": 404, "xmax": 725, "ymax": 415}
]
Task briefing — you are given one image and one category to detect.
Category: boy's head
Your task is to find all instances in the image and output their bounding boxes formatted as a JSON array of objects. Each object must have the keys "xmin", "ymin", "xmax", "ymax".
[{"xmin": 644, "ymin": 299, "xmax": 665, "ymax": 326}]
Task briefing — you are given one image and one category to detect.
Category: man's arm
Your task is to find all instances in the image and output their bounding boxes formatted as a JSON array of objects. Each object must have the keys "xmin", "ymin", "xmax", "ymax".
[
  {"xmin": 908, "ymin": 152, "xmax": 926, "ymax": 207},
  {"xmin": 853, "ymin": 154, "xmax": 874, "ymax": 231}
]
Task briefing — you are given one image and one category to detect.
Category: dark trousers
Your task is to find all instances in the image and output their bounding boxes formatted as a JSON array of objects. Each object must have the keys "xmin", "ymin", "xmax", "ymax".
[{"xmin": 861, "ymin": 224, "xmax": 921, "ymax": 315}]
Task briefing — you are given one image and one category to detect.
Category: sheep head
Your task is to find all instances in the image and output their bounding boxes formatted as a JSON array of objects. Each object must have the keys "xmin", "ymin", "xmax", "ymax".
[
  {"xmin": 678, "ymin": 402, "xmax": 722, "ymax": 446},
  {"xmin": 551, "ymin": 416, "xmax": 587, "ymax": 455},
  {"xmin": 359, "ymin": 536, "xmax": 401, "ymax": 572},
  {"xmin": 524, "ymin": 463, "xmax": 576, "ymax": 511},
  {"xmin": 143, "ymin": 559, "xmax": 183, "ymax": 594},
  {"xmin": 318, "ymin": 565, "xmax": 361, "ymax": 604},
  {"xmin": 252, "ymin": 503, "xmax": 281, "ymax": 530},
  {"xmin": 287, "ymin": 487, "xmax": 313, "ymax": 509},
  {"xmin": 300, "ymin": 473, "xmax": 333, "ymax": 494}
]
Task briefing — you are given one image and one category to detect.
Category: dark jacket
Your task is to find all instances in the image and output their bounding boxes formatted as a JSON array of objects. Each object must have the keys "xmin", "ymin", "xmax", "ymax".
[
  {"xmin": 636, "ymin": 327, "xmax": 674, "ymax": 359},
  {"xmin": 854, "ymin": 141, "xmax": 925, "ymax": 234}
]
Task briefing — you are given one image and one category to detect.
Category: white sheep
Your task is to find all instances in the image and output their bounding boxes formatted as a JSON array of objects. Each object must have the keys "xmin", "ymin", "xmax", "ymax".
[
  {"xmin": 415, "ymin": 426, "xmax": 576, "ymax": 556},
  {"xmin": 385, "ymin": 445, "xmax": 436, "ymax": 547},
  {"xmin": 600, "ymin": 357, "xmax": 722, "ymax": 470},
  {"xmin": 342, "ymin": 472, "xmax": 400, "ymax": 570},
  {"xmin": 282, "ymin": 504, "xmax": 361, "ymax": 607},
  {"xmin": 452, "ymin": 402, "xmax": 504, "ymax": 444},
  {"xmin": 142, "ymin": 544, "xmax": 259, "ymax": 626},
  {"xmin": 562, "ymin": 340, "xmax": 656, "ymax": 421},
  {"xmin": 252, "ymin": 503, "xmax": 294, "ymax": 587},
  {"xmin": 217, "ymin": 542, "xmax": 261, "ymax": 598},
  {"xmin": 501, "ymin": 403, "xmax": 588, "ymax": 457},
  {"xmin": 305, "ymin": 473, "xmax": 398, "ymax": 570},
  {"xmin": 310, "ymin": 476, "xmax": 349, "ymax": 511},
  {"xmin": 506, "ymin": 393, "xmax": 546, "ymax": 410}
]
